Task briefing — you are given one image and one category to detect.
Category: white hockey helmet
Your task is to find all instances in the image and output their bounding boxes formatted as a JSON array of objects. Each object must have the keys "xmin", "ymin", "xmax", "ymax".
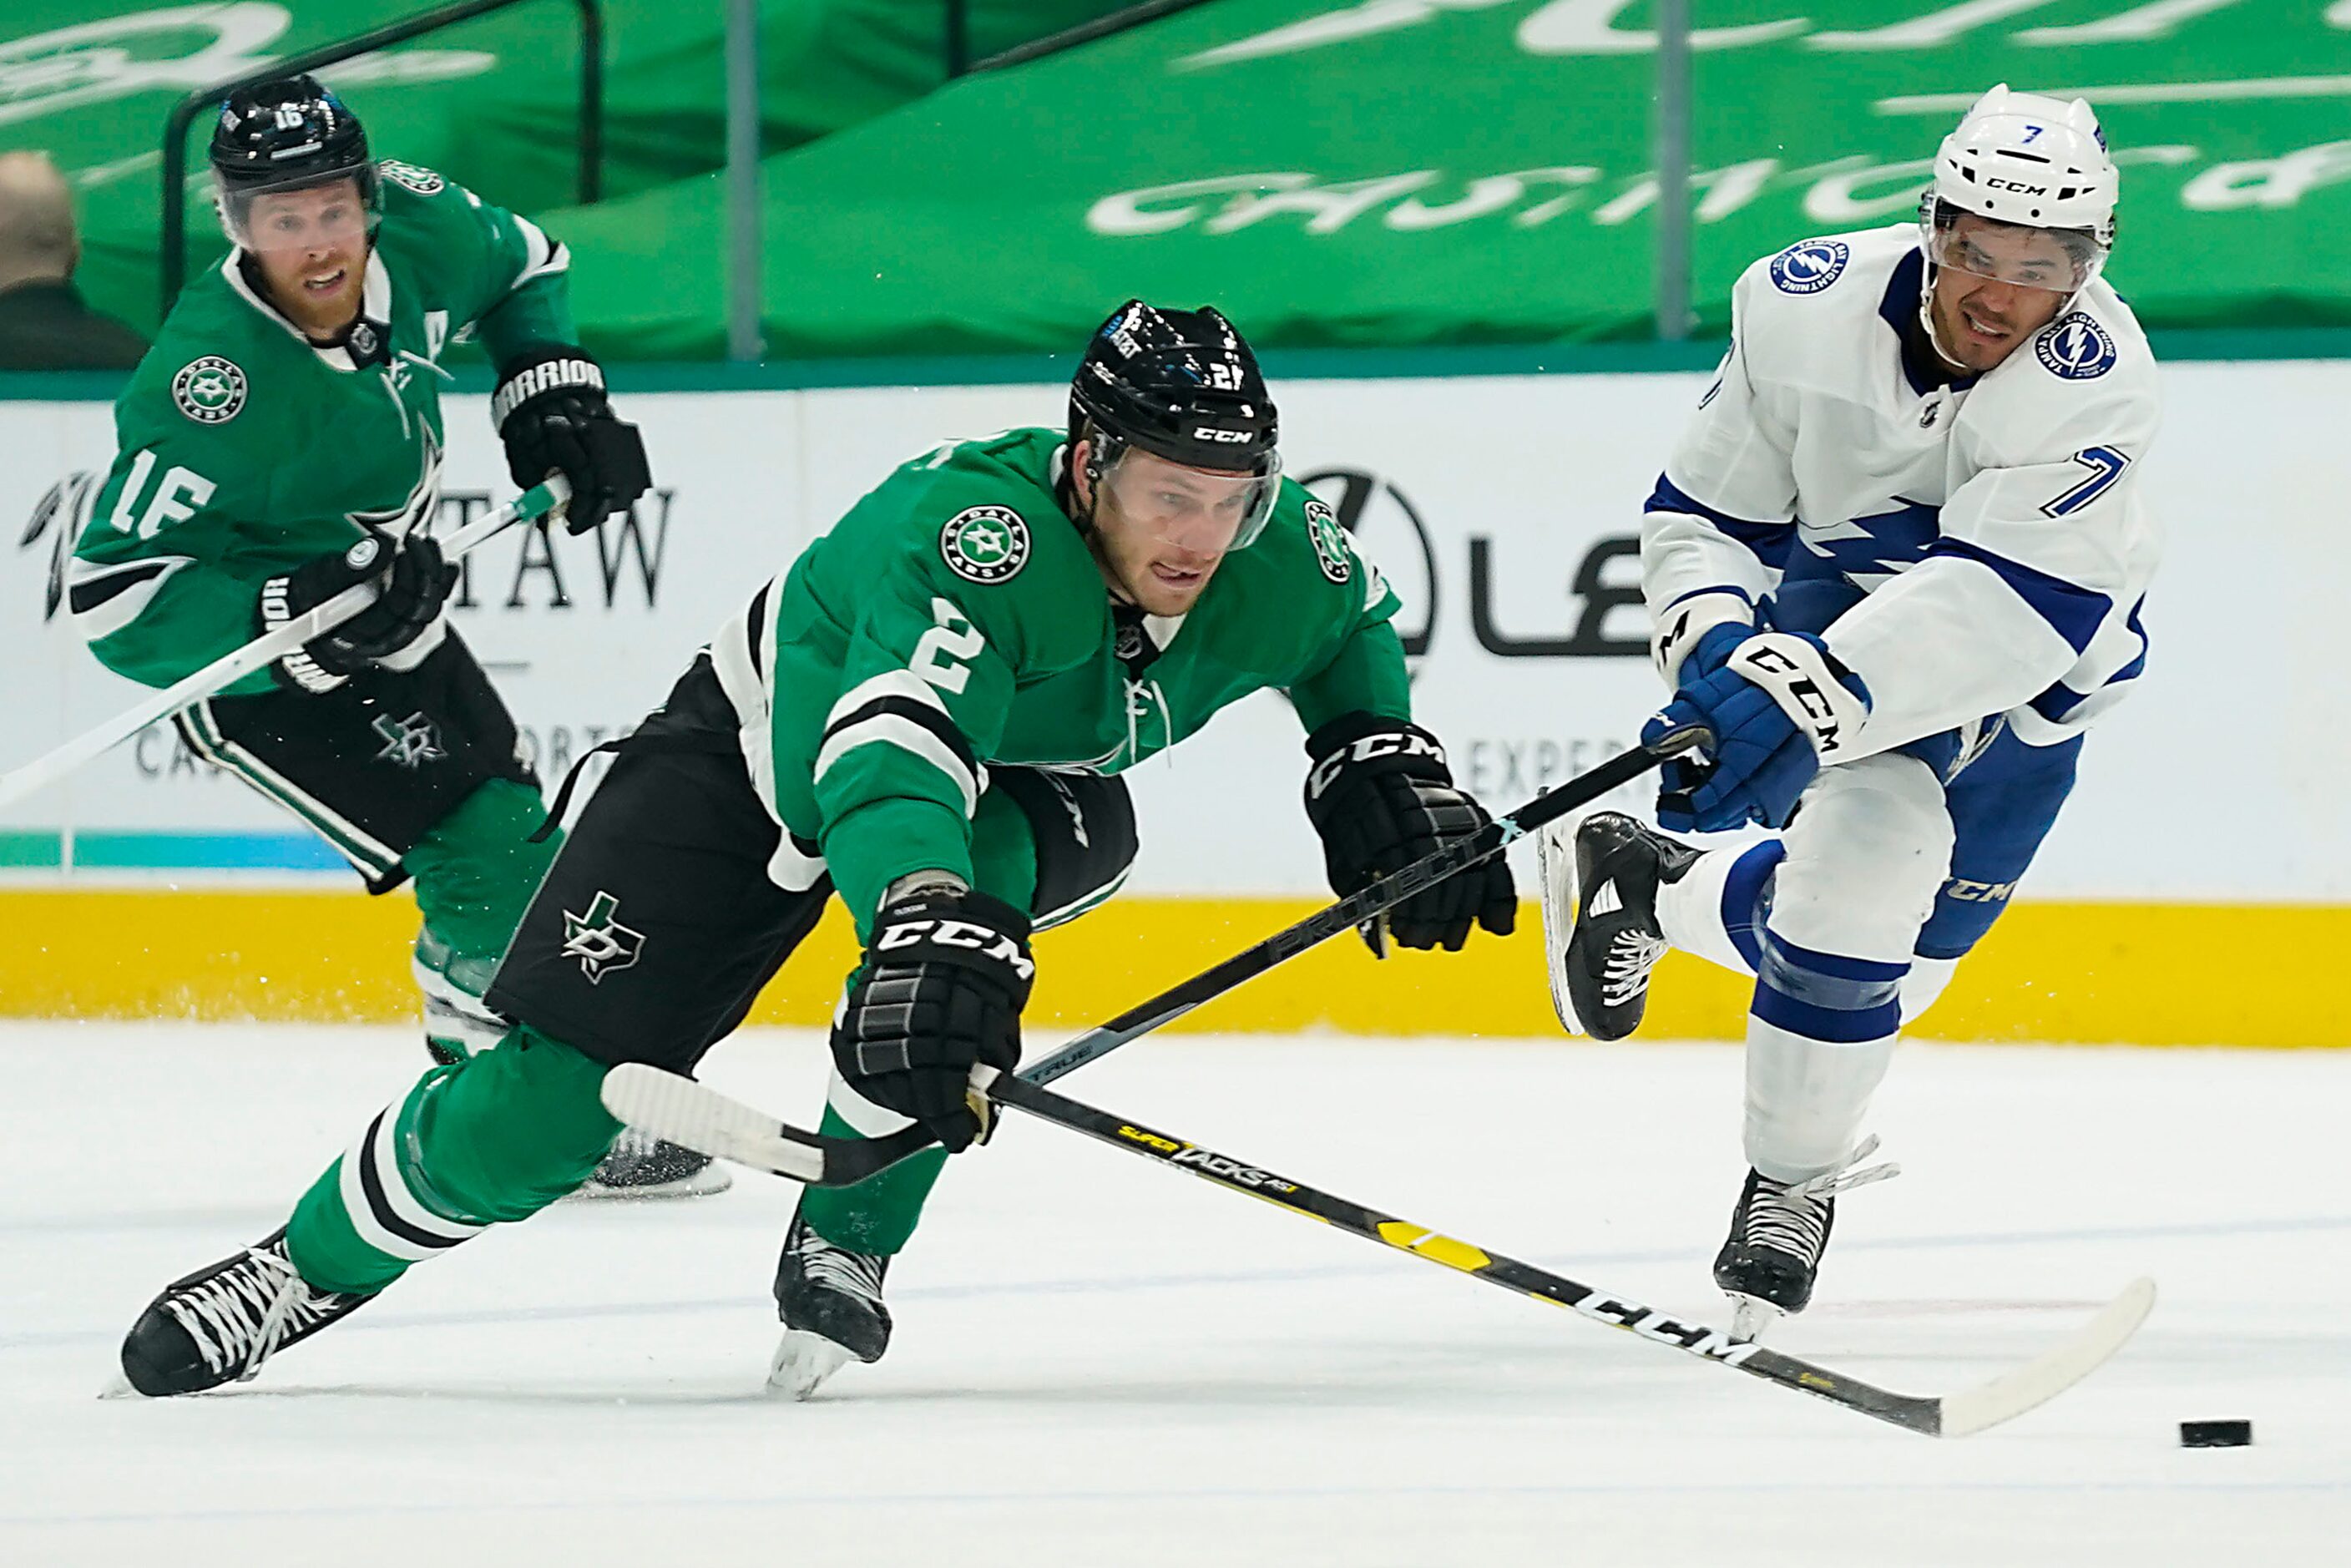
[
  {"xmin": 1929, "ymin": 83, "xmax": 2118, "ymax": 242},
  {"xmin": 1916, "ymin": 85, "xmax": 2119, "ymax": 355}
]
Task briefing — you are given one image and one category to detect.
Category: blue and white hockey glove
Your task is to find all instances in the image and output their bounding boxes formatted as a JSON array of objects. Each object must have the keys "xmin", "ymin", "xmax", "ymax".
[{"xmin": 1644, "ymin": 631, "xmax": 1870, "ymax": 833}]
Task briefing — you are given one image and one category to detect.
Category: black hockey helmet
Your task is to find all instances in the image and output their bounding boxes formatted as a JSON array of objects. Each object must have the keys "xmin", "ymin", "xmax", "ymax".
[
  {"xmin": 1069, "ymin": 300, "xmax": 1282, "ymax": 548},
  {"xmin": 209, "ymin": 75, "xmax": 380, "ymax": 247}
]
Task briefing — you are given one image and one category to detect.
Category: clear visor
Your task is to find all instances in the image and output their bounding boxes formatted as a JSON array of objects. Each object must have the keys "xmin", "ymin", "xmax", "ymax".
[
  {"xmin": 220, "ymin": 171, "xmax": 377, "ymax": 255},
  {"xmin": 1096, "ymin": 438, "xmax": 1282, "ymax": 555},
  {"xmin": 1925, "ymin": 215, "xmax": 2103, "ymax": 294}
]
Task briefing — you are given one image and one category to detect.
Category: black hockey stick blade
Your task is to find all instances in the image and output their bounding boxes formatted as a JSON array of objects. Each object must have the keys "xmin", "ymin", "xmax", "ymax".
[{"xmin": 974, "ymin": 1071, "xmax": 2155, "ymax": 1438}]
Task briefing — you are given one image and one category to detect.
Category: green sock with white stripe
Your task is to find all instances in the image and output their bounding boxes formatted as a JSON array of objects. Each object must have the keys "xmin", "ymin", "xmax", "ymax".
[{"xmin": 284, "ymin": 1027, "xmax": 621, "ymax": 1296}]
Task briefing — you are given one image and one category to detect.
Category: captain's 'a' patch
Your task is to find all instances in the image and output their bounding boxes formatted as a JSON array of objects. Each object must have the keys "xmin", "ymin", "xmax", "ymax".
[{"xmin": 939, "ymin": 504, "xmax": 1031, "ymax": 583}]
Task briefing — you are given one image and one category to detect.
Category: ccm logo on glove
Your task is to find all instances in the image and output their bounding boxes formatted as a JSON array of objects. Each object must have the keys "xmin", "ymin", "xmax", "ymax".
[
  {"xmin": 1306, "ymin": 729, "xmax": 1446, "ymax": 801},
  {"xmin": 873, "ymin": 916, "xmax": 1035, "ymax": 977},
  {"xmin": 1726, "ymin": 635, "xmax": 1868, "ymax": 758}
]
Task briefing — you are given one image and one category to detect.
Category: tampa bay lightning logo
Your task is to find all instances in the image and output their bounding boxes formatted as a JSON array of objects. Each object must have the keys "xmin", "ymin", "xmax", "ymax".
[
  {"xmin": 2035, "ymin": 313, "xmax": 2117, "ymax": 380},
  {"xmin": 1768, "ymin": 240, "xmax": 1850, "ymax": 296}
]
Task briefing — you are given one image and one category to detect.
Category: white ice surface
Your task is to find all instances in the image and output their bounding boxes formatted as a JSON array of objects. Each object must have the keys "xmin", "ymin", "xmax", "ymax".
[{"xmin": 3, "ymin": 1024, "xmax": 2346, "ymax": 1566}]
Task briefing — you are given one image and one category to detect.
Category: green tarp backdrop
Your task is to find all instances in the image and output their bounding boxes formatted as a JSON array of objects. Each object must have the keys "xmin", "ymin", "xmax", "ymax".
[
  {"xmin": 0, "ymin": 0, "xmax": 1117, "ymax": 335},
  {"xmin": 543, "ymin": 0, "xmax": 2351, "ymax": 357},
  {"xmin": 5, "ymin": 1, "xmax": 2348, "ymax": 357}
]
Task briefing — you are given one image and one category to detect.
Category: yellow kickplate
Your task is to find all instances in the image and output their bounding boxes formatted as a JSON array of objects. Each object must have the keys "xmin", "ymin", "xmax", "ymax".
[{"xmin": 1377, "ymin": 1221, "xmax": 1492, "ymax": 1272}]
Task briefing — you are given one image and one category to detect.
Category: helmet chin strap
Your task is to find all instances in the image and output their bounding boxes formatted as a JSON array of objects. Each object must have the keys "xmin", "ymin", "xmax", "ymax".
[
  {"xmin": 1916, "ymin": 264, "xmax": 1965, "ymax": 372},
  {"xmin": 1066, "ymin": 446, "xmax": 1144, "ymax": 609},
  {"xmin": 1916, "ymin": 249, "xmax": 2101, "ymax": 374}
]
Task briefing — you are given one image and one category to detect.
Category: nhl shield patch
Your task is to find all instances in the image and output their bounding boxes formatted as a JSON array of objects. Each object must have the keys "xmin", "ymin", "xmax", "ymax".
[
  {"xmin": 1768, "ymin": 240, "xmax": 1849, "ymax": 296},
  {"xmin": 172, "ymin": 357, "xmax": 247, "ymax": 424},
  {"xmin": 940, "ymin": 505, "xmax": 1031, "ymax": 584},
  {"xmin": 1303, "ymin": 498, "xmax": 1351, "ymax": 584},
  {"xmin": 2035, "ymin": 313, "xmax": 2117, "ymax": 381}
]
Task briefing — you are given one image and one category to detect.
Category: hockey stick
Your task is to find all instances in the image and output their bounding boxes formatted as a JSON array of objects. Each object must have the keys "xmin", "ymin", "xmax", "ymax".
[
  {"xmin": 600, "ymin": 1060, "xmax": 2156, "ymax": 1438},
  {"xmin": 830, "ymin": 736, "xmax": 1697, "ymax": 1176},
  {"xmin": 0, "ymin": 478, "xmax": 567, "ymax": 810}
]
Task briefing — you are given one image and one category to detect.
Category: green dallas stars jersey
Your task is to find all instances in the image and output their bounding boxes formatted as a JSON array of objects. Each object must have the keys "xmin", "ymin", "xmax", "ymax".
[
  {"xmin": 68, "ymin": 162, "xmax": 574, "ymax": 695},
  {"xmin": 709, "ymin": 426, "xmax": 1413, "ymax": 936}
]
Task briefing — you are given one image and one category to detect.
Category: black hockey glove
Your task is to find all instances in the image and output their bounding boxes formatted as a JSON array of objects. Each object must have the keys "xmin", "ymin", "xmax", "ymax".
[
  {"xmin": 832, "ymin": 888, "xmax": 1035, "ymax": 1152},
  {"xmin": 1303, "ymin": 713, "xmax": 1519, "ymax": 954},
  {"xmin": 491, "ymin": 346, "xmax": 651, "ymax": 536},
  {"xmin": 257, "ymin": 529, "xmax": 455, "ymax": 694}
]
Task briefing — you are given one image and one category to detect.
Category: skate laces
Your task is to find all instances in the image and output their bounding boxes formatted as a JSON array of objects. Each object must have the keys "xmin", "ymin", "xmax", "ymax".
[
  {"xmin": 793, "ymin": 1227, "xmax": 885, "ymax": 1306},
  {"xmin": 1744, "ymin": 1137, "xmax": 1900, "ymax": 1262},
  {"xmin": 1599, "ymin": 930, "xmax": 1667, "ymax": 1006},
  {"xmin": 1792, "ymin": 1135, "xmax": 1900, "ymax": 1201},
  {"xmin": 162, "ymin": 1242, "xmax": 342, "ymax": 1383}
]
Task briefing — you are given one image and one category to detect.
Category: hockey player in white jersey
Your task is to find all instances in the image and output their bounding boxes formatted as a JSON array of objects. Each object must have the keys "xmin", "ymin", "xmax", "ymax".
[{"xmin": 1541, "ymin": 86, "xmax": 2161, "ymax": 1337}]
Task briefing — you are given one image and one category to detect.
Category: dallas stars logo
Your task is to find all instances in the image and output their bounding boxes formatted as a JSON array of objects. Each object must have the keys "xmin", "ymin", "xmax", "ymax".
[
  {"xmin": 561, "ymin": 891, "xmax": 645, "ymax": 984},
  {"xmin": 171, "ymin": 357, "xmax": 246, "ymax": 424},
  {"xmin": 371, "ymin": 711, "xmax": 445, "ymax": 769},
  {"xmin": 1303, "ymin": 498, "xmax": 1352, "ymax": 584},
  {"xmin": 939, "ymin": 504, "xmax": 1030, "ymax": 584}
]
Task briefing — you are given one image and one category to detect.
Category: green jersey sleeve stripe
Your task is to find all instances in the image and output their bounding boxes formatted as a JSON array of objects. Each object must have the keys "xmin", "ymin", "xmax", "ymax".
[
  {"xmin": 814, "ymin": 714, "xmax": 980, "ymax": 817},
  {"xmin": 67, "ymin": 554, "xmax": 193, "ymax": 644},
  {"xmin": 824, "ymin": 668, "xmax": 950, "ymax": 728},
  {"xmin": 508, "ymin": 215, "xmax": 569, "ymax": 290}
]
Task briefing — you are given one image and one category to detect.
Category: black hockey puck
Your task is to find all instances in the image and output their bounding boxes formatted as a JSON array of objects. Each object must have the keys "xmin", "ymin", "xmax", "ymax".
[{"xmin": 2179, "ymin": 1419, "xmax": 2252, "ymax": 1448}]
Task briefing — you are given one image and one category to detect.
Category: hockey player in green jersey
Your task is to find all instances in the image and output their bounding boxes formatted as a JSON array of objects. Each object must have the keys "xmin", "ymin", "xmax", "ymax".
[
  {"xmin": 70, "ymin": 76, "xmax": 716, "ymax": 1196},
  {"xmin": 113, "ymin": 301, "xmax": 1519, "ymax": 1399}
]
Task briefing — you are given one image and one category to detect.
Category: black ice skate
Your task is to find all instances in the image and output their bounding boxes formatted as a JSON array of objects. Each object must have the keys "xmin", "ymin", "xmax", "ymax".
[
  {"xmin": 1538, "ymin": 811, "xmax": 1698, "ymax": 1039},
  {"xmin": 576, "ymin": 1125, "xmax": 735, "ymax": 1200},
  {"xmin": 1712, "ymin": 1137, "xmax": 1898, "ymax": 1341},
  {"xmin": 769, "ymin": 1207, "xmax": 892, "ymax": 1400},
  {"xmin": 113, "ymin": 1228, "xmax": 372, "ymax": 1397}
]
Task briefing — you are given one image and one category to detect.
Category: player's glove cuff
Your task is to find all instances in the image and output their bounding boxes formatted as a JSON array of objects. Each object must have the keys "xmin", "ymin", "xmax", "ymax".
[
  {"xmin": 258, "ymin": 573, "xmax": 348, "ymax": 693},
  {"xmin": 490, "ymin": 349, "xmax": 606, "ymax": 428},
  {"xmin": 1725, "ymin": 631, "xmax": 1871, "ymax": 762},
  {"xmin": 1651, "ymin": 589, "xmax": 1753, "ymax": 690}
]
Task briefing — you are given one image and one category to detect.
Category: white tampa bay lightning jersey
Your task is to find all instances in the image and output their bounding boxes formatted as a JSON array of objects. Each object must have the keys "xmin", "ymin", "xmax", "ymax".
[{"xmin": 1642, "ymin": 223, "xmax": 2161, "ymax": 756}]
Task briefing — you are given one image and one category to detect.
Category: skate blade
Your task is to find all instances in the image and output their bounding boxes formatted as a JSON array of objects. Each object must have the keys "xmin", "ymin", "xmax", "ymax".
[
  {"xmin": 1727, "ymin": 1293, "xmax": 1785, "ymax": 1343},
  {"xmin": 1534, "ymin": 814, "xmax": 1588, "ymax": 1036},
  {"xmin": 569, "ymin": 1161, "xmax": 736, "ymax": 1201},
  {"xmin": 768, "ymin": 1329, "xmax": 855, "ymax": 1402},
  {"xmin": 97, "ymin": 1368, "xmax": 143, "ymax": 1400}
]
